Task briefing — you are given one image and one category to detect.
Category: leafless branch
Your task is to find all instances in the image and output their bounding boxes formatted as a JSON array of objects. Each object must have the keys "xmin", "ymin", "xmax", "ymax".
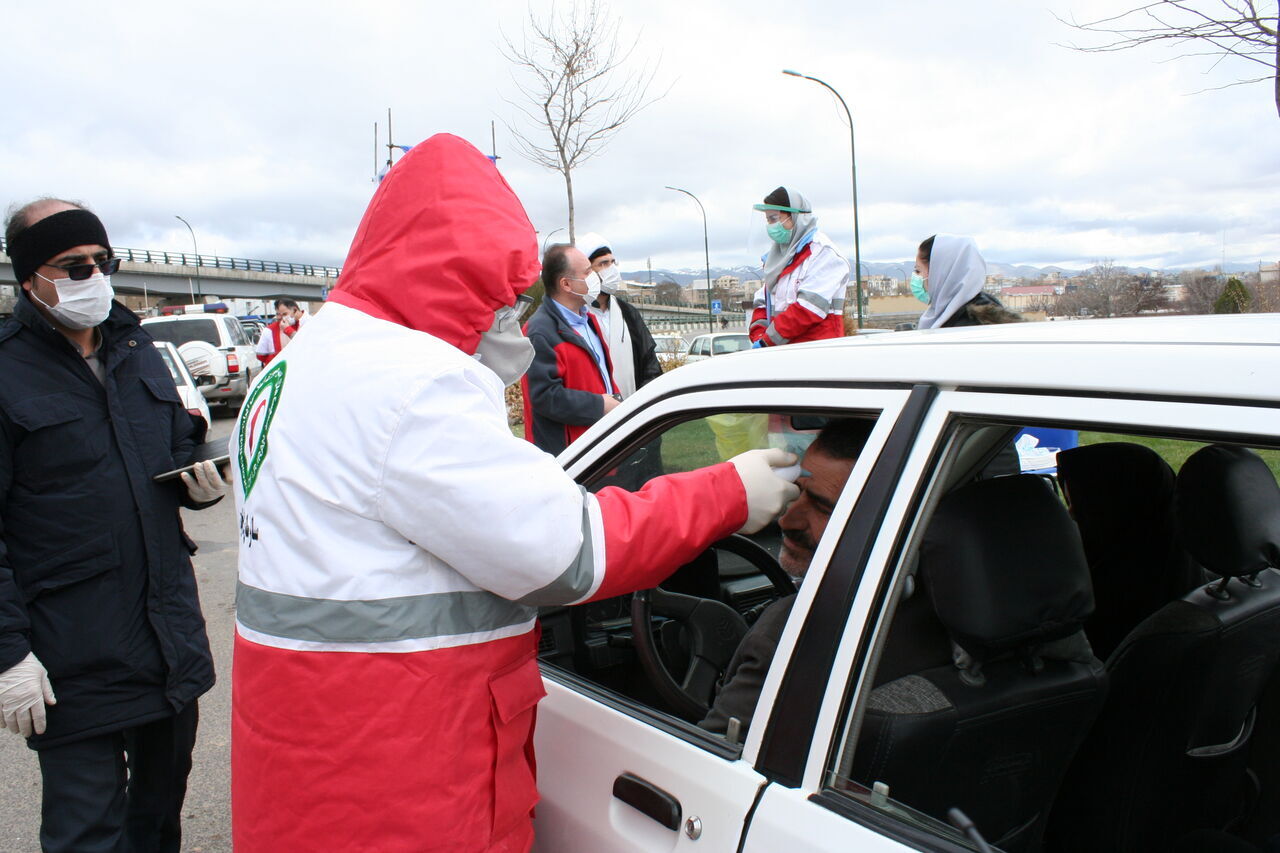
[
  {"xmin": 501, "ymin": 1, "xmax": 667, "ymax": 241},
  {"xmin": 1054, "ymin": 0, "xmax": 1279, "ymax": 116}
]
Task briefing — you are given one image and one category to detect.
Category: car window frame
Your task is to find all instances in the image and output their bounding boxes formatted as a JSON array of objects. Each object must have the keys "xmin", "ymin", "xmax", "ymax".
[
  {"xmin": 793, "ymin": 387, "xmax": 1280, "ymax": 846},
  {"xmin": 553, "ymin": 383, "xmax": 921, "ymax": 761}
]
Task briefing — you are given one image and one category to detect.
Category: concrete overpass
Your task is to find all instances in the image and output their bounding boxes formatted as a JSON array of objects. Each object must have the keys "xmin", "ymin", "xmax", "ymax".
[{"xmin": 0, "ymin": 243, "xmax": 336, "ymax": 307}]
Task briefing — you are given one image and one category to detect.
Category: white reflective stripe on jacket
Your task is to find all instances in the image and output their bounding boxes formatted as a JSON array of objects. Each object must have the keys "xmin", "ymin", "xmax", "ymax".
[
  {"xmin": 751, "ymin": 230, "xmax": 849, "ymax": 318},
  {"xmin": 233, "ymin": 303, "xmax": 605, "ymax": 654}
]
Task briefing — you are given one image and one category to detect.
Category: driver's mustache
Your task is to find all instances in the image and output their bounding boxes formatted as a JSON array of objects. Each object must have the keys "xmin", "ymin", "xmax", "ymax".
[{"xmin": 781, "ymin": 528, "xmax": 815, "ymax": 551}]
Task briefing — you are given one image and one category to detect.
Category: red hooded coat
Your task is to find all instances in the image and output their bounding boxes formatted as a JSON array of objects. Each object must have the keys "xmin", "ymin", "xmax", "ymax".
[{"xmin": 230, "ymin": 134, "xmax": 747, "ymax": 852}]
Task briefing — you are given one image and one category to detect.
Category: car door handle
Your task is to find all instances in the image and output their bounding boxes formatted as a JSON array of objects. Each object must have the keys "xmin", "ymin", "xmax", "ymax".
[{"xmin": 612, "ymin": 772, "xmax": 682, "ymax": 831}]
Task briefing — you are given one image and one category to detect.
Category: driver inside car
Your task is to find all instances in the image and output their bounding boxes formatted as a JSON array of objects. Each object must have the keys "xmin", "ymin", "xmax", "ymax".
[{"xmin": 700, "ymin": 418, "xmax": 874, "ymax": 736}]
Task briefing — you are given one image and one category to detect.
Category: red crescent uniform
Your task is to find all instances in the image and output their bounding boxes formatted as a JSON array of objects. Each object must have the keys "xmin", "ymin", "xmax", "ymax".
[
  {"xmin": 230, "ymin": 134, "xmax": 747, "ymax": 852},
  {"xmin": 749, "ymin": 231, "xmax": 849, "ymax": 346}
]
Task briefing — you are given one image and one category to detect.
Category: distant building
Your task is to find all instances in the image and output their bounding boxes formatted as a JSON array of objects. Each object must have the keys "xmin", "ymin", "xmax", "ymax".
[
  {"xmin": 862, "ymin": 274, "xmax": 897, "ymax": 296},
  {"xmin": 1262, "ymin": 262, "xmax": 1279, "ymax": 286},
  {"xmin": 1001, "ymin": 284, "xmax": 1059, "ymax": 312}
]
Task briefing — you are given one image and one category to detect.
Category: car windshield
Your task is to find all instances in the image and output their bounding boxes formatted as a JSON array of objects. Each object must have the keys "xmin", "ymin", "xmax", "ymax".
[
  {"xmin": 654, "ymin": 337, "xmax": 684, "ymax": 354},
  {"xmin": 712, "ymin": 335, "xmax": 750, "ymax": 355},
  {"xmin": 153, "ymin": 345, "xmax": 188, "ymax": 386},
  {"xmin": 146, "ymin": 319, "xmax": 219, "ymax": 347}
]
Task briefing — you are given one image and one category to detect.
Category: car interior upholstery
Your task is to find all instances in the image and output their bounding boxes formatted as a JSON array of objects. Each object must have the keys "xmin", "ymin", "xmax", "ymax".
[
  {"xmin": 1047, "ymin": 445, "xmax": 1280, "ymax": 853},
  {"xmin": 851, "ymin": 474, "xmax": 1107, "ymax": 853},
  {"xmin": 538, "ymin": 406, "xmax": 1280, "ymax": 853}
]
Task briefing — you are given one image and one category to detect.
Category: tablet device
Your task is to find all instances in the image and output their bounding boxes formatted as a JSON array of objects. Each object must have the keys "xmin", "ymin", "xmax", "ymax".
[{"xmin": 153, "ymin": 438, "xmax": 232, "ymax": 483}]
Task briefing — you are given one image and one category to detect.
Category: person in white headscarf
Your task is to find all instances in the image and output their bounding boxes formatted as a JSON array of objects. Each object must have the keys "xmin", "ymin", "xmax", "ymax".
[
  {"xmin": 748, "ymin": 187, "xmax": 849, "ymax": 347},
  {"xmin": 580, "ymin": 234, "xmax": 662, "ymax": 398},
  {"xmin": 911, "ymin": 235, "xmax": 1023, "ymax": 329}
]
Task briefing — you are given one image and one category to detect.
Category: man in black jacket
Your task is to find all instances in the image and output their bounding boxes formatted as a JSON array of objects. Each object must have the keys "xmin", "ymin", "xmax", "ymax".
[
  {"xmin": 582, "ymin": 237, "xmax": 662, "ymax": 399},
  {"xmin": 0, "ymin": 198, "xmax": 226, "ymax": 853}
]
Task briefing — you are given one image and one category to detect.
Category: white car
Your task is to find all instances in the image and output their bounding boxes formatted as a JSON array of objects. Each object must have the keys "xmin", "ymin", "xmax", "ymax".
[
  {"xmin": 142, "ymin": 313, "xmax": 260, "ymax": 409},
  {"xmin": 684, "ymin": 332, "xmax": 752, "ymax": 362},
  {"xmin": 533, "ymin": 315, "xmax": 1280, "ymax": 853},
  {"xmin": 152, "ymin": 341, "xmax": 212, "ymax": 437},
  {"xmin": 652, "ymin": 333, "xmax": 687, "ymax": 368}
]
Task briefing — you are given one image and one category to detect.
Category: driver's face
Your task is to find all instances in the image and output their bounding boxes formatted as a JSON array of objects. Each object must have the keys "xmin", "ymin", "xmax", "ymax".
[{"xmin": 778, "ymin": 446, "xmax": 856, "ymax": 577}]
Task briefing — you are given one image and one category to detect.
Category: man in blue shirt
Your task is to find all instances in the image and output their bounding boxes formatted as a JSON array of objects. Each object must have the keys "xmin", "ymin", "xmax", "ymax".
[{"xmin": 521, "ymin": 244, "xmax": 621, "ymax": 455}]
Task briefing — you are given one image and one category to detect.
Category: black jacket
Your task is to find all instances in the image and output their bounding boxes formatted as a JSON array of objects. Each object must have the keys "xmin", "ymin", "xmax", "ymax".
[
  {"xmin": 0, "ymin": 298, "xmax": 215, "ymax": 748},
  {"xmin": 608, "ymin": 297, "xmax": 663, "ymax": 391},
  {"xmin": 940, "ymin": 292, "xmax": 1024, "ymax": 328}
]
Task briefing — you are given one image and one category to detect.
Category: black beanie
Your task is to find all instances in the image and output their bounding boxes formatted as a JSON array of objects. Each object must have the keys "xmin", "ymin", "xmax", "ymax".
[{"xmin": 8, "ymin": 208, "xmax": 112, "ymax": 285}]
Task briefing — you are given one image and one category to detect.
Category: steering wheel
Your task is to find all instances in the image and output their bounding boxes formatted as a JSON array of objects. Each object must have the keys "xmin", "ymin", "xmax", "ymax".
[{"xmin": 630, "ymin": 534, "xmax": 794, "ymax": 722}]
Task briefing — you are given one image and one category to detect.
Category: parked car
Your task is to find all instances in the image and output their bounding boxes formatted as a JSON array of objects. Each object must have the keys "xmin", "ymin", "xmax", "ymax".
[
  {"xmin": 652, "ymin": 333, "xmax": 687, "ymax": 368},
  {"xmin": 239, "ymin": 317, "xmax": 266, "ymax": 344},
  {"xmin": 684, "ymin": 332, "xmax": 752, "ymax": 362},
  {"xmin": 152, "ymin": 341, "xmax": 212, "ymax": 436},
  {"xmin": 533, "ymin": 315, "xmax": 1280, "ymax": 853},
  {"xmin": 142, "ymin": 313, "xmax": 260, "ymax": 409}
]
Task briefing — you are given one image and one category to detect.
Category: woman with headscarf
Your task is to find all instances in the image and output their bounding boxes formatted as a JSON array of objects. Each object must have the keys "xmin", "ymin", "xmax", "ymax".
[
  {"xmin": 911, "ymin": 234, "xmax": 1022, "ymax": 329},
  {"xmin": 748, "ymin": 187, "xmax": 850, "ymax": 347}
]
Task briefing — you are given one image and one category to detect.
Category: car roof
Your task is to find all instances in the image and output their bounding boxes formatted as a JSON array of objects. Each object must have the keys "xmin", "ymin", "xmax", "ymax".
[{"xmin": 649, "ymin": 315, "xmax": 1280, "ymax": 404}]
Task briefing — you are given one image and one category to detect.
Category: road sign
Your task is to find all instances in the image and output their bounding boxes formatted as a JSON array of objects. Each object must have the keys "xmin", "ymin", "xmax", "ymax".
[{"xmin": 711, "ymin": 300, "xmax": 722, "ymax": 315}]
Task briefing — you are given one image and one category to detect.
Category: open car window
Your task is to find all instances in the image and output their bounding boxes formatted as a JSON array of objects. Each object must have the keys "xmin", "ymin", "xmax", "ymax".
[
  {"xmin": 818, "ymin": 410, "xmax": 1280, "ymax": 852},
  {"xmin": 539, "ymin": 406, "xmax": 884, "ymax": 750}
]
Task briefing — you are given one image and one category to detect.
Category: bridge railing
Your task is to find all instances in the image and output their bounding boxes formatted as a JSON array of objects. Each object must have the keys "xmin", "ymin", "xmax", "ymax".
[{"xmin": 0, "ymin": 238, "xmax": 341, "ymax": 279}]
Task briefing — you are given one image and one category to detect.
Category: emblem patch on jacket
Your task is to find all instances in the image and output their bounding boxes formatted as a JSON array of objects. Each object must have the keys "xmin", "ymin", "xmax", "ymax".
[{"xmin": 236, "ymin": 361, "xmax": 286, "ymax": 498}]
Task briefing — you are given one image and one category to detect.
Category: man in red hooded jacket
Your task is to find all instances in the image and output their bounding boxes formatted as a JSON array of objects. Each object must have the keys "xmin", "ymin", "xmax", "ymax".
[{"xmin": 230, "ymin": 134, "xmax": 799, "ymax": 853}]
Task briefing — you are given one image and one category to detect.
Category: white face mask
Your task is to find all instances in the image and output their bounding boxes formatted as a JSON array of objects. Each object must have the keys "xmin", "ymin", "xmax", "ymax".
[
  {"xmin": 598, "ymin": 264, "xmax": 622, "ymax": 295},
  {"xmin": 33, "ymin": 272, "xmax": 114, "ymax": 330},
  {"xmin": 474, "ymin": 302, "xmax": 535, "ymax": 387},
  {"xmin": 576, "ymin": 271, "xmax": 602, "ymax": 305}
]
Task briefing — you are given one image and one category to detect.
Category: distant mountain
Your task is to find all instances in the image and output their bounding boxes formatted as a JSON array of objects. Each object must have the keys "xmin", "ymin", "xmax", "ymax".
[{"xmin": 624, "ymin": 260, "xmax": 1258, "ymax": 286}]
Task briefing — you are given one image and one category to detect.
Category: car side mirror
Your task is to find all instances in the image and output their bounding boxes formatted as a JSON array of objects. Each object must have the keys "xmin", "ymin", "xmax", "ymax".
[{"xmin": 194, "ymin": 374, "xmax": 217, "ymax": 387}]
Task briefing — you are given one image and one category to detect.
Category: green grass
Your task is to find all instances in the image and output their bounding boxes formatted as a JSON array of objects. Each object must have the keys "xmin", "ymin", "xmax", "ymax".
[{"xmin": 1080, "ymin": 432, "xmax": 1280, "ymax": 480}]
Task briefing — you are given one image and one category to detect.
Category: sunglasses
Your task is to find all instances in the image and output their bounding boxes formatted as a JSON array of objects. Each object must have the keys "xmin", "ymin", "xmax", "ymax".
[{"xmin": 46, "ymin": 258, "xmax": 120, "ymax": 281}]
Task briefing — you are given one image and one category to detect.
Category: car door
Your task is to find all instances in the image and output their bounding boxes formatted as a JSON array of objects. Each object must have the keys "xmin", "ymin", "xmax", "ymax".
[
  {"xmin": 533, "ymin": 383, "xmax": 922, "ymax": 853},
  {"xmin": 740, "ymin": 387, "xmax": 1280, "ymax": 852}
]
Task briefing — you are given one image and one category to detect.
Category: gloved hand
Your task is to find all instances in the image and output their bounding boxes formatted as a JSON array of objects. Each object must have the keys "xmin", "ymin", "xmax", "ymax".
[
  {"xmin": 181, "ymin": 460, "xmax": 230, "ymax": 503},
  {"xmin": 729, "ymin": 448, "xmax": 801, "ymax": 534},
  {"xmin": 0, "ymin": 652, "xmax": 56, "ymax": 737},
  {"xmin": 751, "ymin": 340, "xmax": 764, "ymax": 349}
]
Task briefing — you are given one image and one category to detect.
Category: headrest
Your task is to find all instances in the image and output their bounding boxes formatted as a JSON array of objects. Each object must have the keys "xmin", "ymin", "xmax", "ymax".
[
  {"xmin": 921, "ymin": 475, "xmax": 1094, "ymax": 658},
  {"xmin": 1175, "ymin": 445, "xmax": 1280, "ymax": 579},
  {"xmin": 1057, "ymin": 442, "xmax": 1176, "ymax": 566}
]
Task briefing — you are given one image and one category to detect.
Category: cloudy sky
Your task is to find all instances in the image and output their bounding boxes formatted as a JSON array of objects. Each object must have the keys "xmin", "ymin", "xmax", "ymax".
[{"xmin": 5, "ymin": 0, "xmax": 1276, "ymax": 274}]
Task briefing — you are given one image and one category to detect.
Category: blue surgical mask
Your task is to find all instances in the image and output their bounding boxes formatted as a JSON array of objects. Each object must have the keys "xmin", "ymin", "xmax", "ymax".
[
  {"xmin": 766, "ymin": 222, "xmax": 792, "ymax": 245},
  {"xmin": 910, "ymin": 274, "xmax": 930, "ymax": 304}
]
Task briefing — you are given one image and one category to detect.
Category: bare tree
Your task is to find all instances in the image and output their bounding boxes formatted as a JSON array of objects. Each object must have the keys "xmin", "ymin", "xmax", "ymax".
[
  {"xmin": 503, "ymin": 2, "xmax": 662, "ymax": 242},
  {"xmin": 1057, "ymin": 260, "xmax": 1171, "ymax": 317},
  {"xmin": 1056, "ymin": 1, "xmax": 1279, "ymax": 117},
  {"xmin": 1178, "ymin": 271, "xmax": 1226, "ymax": 314}
]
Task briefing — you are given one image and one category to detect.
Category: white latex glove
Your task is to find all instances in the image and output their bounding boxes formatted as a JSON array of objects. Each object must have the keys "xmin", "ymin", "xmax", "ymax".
[
  {"xmin": 0, "ymin": 652, "xmax": 56, "ymax": 737},
  {"xmin": 729, "ymin": 448, "xmax": 801, "ymax": 534},
  {"xmin": 181, "ymin": 460, "xmax": 230, "ymax": 503}
]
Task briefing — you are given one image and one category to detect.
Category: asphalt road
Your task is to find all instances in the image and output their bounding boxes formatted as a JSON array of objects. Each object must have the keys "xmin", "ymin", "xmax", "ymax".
[{"xmin": 0, "ymin": 413, "xmax": 239, "ymax": 853}]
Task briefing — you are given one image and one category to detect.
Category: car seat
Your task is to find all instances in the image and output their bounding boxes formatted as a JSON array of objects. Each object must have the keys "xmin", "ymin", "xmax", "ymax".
[
  {"xmin": 1048, "ymin": 445, "xmax": 1280, "ymax": 853},
  {"xmin": 851, "ymin": 475, "xmax": 1106, "ymax": 853},
  {"xmin": 1056, "ymin": 442, "xmax": 1200, "ymax": 659}
]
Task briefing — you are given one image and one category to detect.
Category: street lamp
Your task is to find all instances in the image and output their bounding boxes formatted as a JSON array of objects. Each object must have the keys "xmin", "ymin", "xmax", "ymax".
[
  {"xmin": 174, "ymin": 215, "xmax": 202, "ymax": 301},
  {"xmin": 783, "ymin": 69, "xmax": 863, "ymax": 328},
  {"xmin": 665, "ymin": 186, "xmax": 714, "ymax": 333},
  {"xmin": 541, "ymin": 227, "xmax": 565, "ymax": 254}
]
